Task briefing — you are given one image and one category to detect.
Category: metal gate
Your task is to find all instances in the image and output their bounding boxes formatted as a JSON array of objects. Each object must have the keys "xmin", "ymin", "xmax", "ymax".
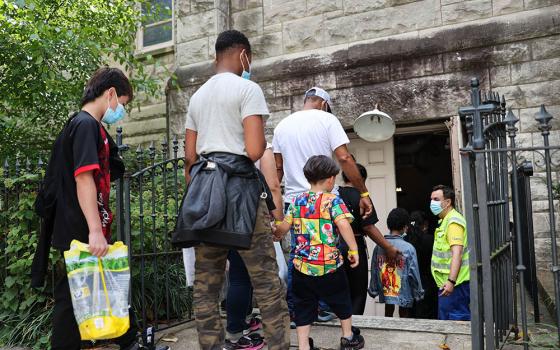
[
  {"xmin": 114, "ymin": 129, "xmax": 193, "ymax": 345},
  {"xmin": 459, "ymin": 78, "xmax": 560, "ymax": 349}
]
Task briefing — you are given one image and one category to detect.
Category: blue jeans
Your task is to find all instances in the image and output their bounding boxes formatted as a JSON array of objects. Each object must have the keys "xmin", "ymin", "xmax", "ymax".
[
  {"xmin": 438, "ymin": 281, "xmax": 471, "ymax": 321},
  {"xmin": 226, "ymin": 250, "xmax": 253, "ymax": 334}
]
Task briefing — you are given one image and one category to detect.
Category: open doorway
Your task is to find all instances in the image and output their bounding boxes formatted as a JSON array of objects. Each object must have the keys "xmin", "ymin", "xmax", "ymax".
[
  {"xmin": 394, "ymin": 125, "xmax": 453, "ymax": 320},
  {"xmin": 394, "ymin": 128, "xmax": 453, "ymax": 227}
]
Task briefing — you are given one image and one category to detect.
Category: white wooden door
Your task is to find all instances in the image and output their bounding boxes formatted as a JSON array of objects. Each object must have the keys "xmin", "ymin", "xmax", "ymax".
[{"xmin": 345, "ymin": 137, "xmax": 397, "ymax": 316}]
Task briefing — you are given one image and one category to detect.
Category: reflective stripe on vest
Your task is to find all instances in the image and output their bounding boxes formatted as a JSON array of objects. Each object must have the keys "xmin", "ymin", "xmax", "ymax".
[{"xmin": 431, "ymin": 209, "xmax": 470, "ymax": 285}]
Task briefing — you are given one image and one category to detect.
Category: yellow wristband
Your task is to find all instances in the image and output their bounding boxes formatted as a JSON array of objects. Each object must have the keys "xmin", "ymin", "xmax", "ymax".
[
  {"xmin": 274, "ymin": 220, "xmax": 283, "ymax": 225},
  {"xmin": 360, "ymin": 192, "xmax": 370, "ymax": 198},
  {"xmin": 348, "ymin": 250, "xmax": 359, "ymax": 256}
]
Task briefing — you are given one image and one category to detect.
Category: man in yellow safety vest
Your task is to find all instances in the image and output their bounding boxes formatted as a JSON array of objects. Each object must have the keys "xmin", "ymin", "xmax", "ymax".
[{"xmin": 430, "ymin": 185, "xmax": 470, "ymax": 321}]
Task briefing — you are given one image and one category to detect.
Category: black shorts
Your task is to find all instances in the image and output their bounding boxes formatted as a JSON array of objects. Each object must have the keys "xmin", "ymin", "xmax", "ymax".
[{"xmin": 292, "ymin": 267, "xmax": 353, "ymax": 326}]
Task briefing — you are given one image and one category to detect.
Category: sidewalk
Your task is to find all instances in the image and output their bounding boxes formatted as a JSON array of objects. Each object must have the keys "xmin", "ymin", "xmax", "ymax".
[{"xmin": 150, "ymin": 316, "xmax": 472, "ymax": 350}]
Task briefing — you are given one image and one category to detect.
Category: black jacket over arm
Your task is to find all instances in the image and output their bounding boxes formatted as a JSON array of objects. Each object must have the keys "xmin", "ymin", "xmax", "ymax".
[{"xmin": 172, "ymin": 152, "xmax": 274, "ymax": 250}]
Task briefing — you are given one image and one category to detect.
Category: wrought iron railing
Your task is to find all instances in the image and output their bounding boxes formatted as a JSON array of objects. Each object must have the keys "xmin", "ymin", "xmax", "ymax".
[{"xmin": 460, "ymin": 78, "xmax": 560, "ymax": 350}]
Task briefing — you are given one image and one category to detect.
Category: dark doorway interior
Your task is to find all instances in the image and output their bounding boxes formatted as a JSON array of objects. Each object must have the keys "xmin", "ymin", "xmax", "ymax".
[
  {"xmin": 394, "ymin": 130, "xmax": 453, "ymax": 229},
  {"xmin": 394, "ymin": 129, "xmax": 453, "ymax": 319}
]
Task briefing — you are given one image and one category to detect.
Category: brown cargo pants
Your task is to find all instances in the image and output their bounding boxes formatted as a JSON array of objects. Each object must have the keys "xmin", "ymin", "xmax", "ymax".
[{"xmin": 193, "ymin": 200, "xmax": 290, "ymax": 350}]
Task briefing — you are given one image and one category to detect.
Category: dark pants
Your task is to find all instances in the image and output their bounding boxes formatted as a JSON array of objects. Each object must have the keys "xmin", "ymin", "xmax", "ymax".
[
  {"xmin": 342, "ymin": 236, "xmax": 368, "ymax": 315},
  {"xmin": 438, "ymin": 281, "xmax": 471, "ymax": 321},
  {"xmin": 413, "ymin": 273, "xmax": 439, "ymax": 319},
  {"xmin": 226, "ymin": 250, "xmax": 253, "ymax": 334},
  {"xmin": 51, "ymin": 274, "xmax": 138, "ymax": 350},
  {"xmin": 292, "ymin": 268, "xmax": 353, "ymax": 326}
]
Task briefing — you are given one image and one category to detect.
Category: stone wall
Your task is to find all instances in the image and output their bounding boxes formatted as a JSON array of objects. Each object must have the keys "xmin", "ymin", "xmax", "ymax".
[
  {"xmin": 116, "ymin": 49, "xmax": 175, "ymax": 146},
  {"xmin": 168, "ymin": 1, "xmax": 560, "ymax": 270}
]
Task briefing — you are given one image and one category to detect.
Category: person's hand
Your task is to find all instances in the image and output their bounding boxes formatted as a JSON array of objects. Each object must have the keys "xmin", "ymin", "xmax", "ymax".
[
  {"xmin": 88, "ymin": 231, "xmax": 109, "ymax": 257},
  {"xmin": 359, "ymin": 196, "xmax": 373, "ymax": 218},
  {"xmin": 271, "ymin": 222, "xmax": 284, "ymax": 242},
  {"xmin": 439, "ymin": 281, "xmax": 455, "ymax": 296},
  {"xmin": 385, "ymin": 245, "xmax": 402, "ymax": 260},
  {"xmin": 348, "ymin": 251, "xmax": 359, "ymax": 268}
]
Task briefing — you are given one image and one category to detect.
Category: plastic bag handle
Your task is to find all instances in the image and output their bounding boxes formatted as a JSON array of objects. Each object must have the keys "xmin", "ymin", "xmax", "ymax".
[{"xmin": 98, "ymin": 258, "xmax": 114, "ymax": 317}]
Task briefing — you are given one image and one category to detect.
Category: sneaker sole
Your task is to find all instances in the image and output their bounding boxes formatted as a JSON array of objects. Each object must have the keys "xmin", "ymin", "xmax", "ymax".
[{"xmin": 340, "ymin": 341, "xmax": 365, "ymax": 350}]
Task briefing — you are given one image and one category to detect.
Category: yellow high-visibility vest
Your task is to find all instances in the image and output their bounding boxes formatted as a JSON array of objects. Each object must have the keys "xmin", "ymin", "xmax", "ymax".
[{"xmin": 431, "ymin": 209, "xmax": 470, "ymax": 288}]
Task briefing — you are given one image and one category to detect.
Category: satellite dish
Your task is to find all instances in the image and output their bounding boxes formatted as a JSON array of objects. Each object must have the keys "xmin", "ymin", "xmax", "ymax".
[{"xmin": 353, "ymin": 104, "xmax": 395, "ymax": 142}]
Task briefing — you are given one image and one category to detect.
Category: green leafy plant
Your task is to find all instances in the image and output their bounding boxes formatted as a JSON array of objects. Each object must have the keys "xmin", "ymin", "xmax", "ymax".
[
  {"xmin": 0, "ymin": 0, "xmax": 167, "ymax": 159},
  {"xmin": 552, "ymin": 181, "xmax": 560, "ymax": 200},
  {"xmin": 0, "ymin": 172, "xmax": 62, "ymax": 349}
]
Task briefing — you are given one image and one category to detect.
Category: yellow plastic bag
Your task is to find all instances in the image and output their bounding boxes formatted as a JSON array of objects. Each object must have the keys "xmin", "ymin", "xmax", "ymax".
[{"xmin": 64, "ymin": 240, "xmax": 130, "ymax": 340}]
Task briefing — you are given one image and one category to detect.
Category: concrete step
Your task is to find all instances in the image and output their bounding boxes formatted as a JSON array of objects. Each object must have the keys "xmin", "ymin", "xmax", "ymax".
[{"xmin": 150, "ymin": 315, "xmax": 472, "ymax": 350}]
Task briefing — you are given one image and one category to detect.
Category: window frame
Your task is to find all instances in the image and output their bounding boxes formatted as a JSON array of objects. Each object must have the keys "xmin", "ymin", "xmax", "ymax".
[{"xmin": 136, "ymin": 0, "xmax": 174, "ymax": 55}]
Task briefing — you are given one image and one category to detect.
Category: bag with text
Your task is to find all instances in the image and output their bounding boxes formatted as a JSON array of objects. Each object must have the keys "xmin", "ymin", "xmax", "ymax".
[{"xmin": 64, "ymin": 240, "xmax": 130, "ymax": 340}]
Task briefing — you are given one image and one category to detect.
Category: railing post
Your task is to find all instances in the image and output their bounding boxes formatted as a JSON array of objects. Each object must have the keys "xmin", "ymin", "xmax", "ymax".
[
  {"xmin": 535, "ymin": 105, "xmax": 560, "ymax": 345},
  {"xmin": 516, "ymin": 161, "xmax": 540, "ymax": 323},
  {"xmin": 116, "ymin": 126, "xmax": 124, "ymax": 242},
  {"xmin": 461, "ymin": 149, "xmax": 484, "ymax": 350},
  {"xmin": 459, "ymin": 78, "xmax": 497, "ymax": 349},
  {"xmin": 504, "ymin": 108, "xmax": 529, "ymax": 350}
]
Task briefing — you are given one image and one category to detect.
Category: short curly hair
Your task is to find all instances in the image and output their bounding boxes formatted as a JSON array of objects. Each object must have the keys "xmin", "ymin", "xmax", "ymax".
[
  {"xmin": 215, "ymin": 30, "xmax": 251, "ymax": 55},
  {"xmin": 387, "ymin": 208, "xmax": 410, "ymax": 232}
]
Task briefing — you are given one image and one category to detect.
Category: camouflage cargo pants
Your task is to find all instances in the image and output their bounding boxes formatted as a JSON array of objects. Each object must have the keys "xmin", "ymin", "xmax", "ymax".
[{"xmin": 193, "ymin": 200, "xmax": 290, "ymax": 350}]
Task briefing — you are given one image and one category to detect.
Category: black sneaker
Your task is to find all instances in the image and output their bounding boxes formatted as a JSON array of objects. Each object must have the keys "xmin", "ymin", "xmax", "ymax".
[
  {"xmin": 309, "ymin": 337, "xmax": 320, "ymax": 350},
  {"xmin": 223, "ymin": 333, "xmax": 265, "ymax": 350},
  {"xmin": 340, "ymin": 333, "xmax": 365, "ymax": 350}
]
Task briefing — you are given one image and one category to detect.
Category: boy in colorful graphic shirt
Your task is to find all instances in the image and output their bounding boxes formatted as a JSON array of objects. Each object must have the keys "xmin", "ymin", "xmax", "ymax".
[
  {"xmin": 368, "ymin": 208, "xmax": 424, "ymax": 318},
  {"xmin": 275, "ymin": 155, "xmax": 365, "ymax": 350}
]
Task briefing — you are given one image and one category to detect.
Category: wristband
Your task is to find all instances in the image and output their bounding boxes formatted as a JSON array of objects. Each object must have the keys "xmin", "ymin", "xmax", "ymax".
[
  {"xmin": 274, "ymin": 220, "xmax": 283, "ymax": 226},
  {"xmin": 348, "ymin": 250, "xmax": 359, "ymax": 256},
  {"xmin": 360, "ymin": 192, "xmax": 370, "ymax": 198},
  {"xmin": 447, "ymin": 278, "xmax": 456, "ymax": 285}
]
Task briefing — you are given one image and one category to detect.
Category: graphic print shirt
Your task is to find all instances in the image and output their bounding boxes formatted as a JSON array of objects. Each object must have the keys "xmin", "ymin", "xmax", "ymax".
[{"xmin": 285, "ymin": 192, "xmax": 353, "ymax": 276}]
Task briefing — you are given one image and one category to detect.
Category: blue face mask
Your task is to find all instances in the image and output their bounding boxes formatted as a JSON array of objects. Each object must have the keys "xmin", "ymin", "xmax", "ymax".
[
  {"xmin": 430, "ymin": 200, "xmax": 443, "ymax": 216},
  {"xmin": 102, "ymin": 94, "xmax": 126, "ymax": 125},
  {"xmin": 240, "ymin": 50, "xmax": 251, "ymax": 80},
  {"xmin": 241, "ymin": 70, "xmax": 251, "ymax": 80}
]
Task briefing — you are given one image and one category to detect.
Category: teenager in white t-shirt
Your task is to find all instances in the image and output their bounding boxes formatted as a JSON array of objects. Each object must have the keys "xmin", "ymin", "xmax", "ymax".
[{"xmin": 184, "ymin": 30, "xmax": 290, "ymax": 350}]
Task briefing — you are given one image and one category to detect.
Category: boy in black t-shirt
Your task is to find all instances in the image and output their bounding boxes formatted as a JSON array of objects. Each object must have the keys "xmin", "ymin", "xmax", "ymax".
[
  {"xmin": 42, "ymin": 68, "xmax": 168, "ymax": 350},
  {"xmin": 338, "ymin": 163, "xmax": 399, "ymax": 315}
]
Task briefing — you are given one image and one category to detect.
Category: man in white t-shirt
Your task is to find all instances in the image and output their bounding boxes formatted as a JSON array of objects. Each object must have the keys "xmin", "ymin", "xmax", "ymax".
[
  {"xmin": 273, "ymin": 87, "xmax": 399, "ymax": 322},
  {"xmin": 273, "ymin": 87, "xmax": 373, "ymax": 212},
  {"xmin": 183, "ymin": 30, "xmax": 289, "ymax": 350}
]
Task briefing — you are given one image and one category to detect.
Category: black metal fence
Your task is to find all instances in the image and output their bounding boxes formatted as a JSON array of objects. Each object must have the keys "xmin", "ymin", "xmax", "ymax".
[
  {"xmin": 114, "ymin": 129, "xmax": 193, "ymax": 338},
  {"xmin": 0, "ymin": 128, "xmax": 192, "ymax": 348},
  {"xmin": 459, "ymin": 78, "xmax": 560, "ymax": 349}
]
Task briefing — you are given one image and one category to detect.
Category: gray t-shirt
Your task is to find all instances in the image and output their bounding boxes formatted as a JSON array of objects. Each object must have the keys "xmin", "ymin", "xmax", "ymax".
[{"xmin": 185, "ymin": 72, "xmax": 269, "ymax": 156}]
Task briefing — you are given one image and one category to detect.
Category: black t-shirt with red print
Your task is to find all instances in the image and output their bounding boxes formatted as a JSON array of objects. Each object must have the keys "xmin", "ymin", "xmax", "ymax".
[{"xmin": 51, "ymin": 111, "xmax": 114, "ymax": 249}]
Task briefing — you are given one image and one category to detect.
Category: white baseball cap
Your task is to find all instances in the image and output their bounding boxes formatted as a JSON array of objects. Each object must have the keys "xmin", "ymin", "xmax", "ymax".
[{"xmin": 304, "ymin": 87, "xmax": 332, "ymax": 113}]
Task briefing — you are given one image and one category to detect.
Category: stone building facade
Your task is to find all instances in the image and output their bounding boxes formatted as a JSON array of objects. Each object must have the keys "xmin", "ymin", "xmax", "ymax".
[{"xmin": 164, "ymin": 0, "xmax": 559, "ymax": 279}]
